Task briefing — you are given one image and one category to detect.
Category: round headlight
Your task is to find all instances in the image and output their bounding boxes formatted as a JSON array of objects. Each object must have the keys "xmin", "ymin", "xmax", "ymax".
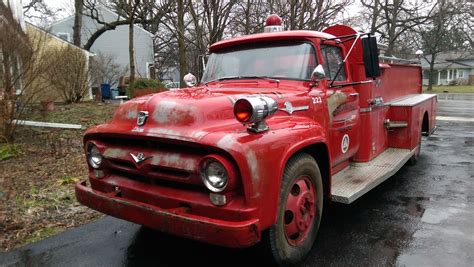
[
  {"xmin": 201, "ymin": 159, "xmax": 228, "ymax": 192},
  {"xmin": 87, "ymin": 143, "xmax": 102, "ymax": 169}
]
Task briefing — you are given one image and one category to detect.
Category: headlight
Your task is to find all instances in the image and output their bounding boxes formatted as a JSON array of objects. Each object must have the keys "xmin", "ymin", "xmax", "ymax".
[
  {"xmin": 201, "ymin": 158, "xmax": 229, "ymax": 192},
  {"xmin": 87, "ymin": 143, "xmax": 102, "ymax": 169}
]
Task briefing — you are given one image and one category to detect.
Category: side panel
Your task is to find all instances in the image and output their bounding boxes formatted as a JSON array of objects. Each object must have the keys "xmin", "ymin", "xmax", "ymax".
[
  {"xmin": 353, "ymin": 106, "xmax": 389, "ymax": 162},
  {"xmin": 388, "ymin": 96, "xmax": 437, "ymax": 149}
]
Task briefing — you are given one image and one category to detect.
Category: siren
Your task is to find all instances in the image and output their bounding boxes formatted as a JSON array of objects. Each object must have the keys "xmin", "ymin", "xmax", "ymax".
[{"xmin": 264, "ymin": 14, "xmax": 284, "ymax": 33}]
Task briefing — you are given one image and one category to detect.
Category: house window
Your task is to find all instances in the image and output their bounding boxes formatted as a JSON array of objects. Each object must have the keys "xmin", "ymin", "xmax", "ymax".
[
  {"xmin": 440, "ymin": 70, "xmax": 447, "ymax": 79},
  {"xmin": 457, "ymin": 70, "xmax": 464, "ymax": 78},
  {"xmin": 57, "ymin": 32, "xmax": 70, "ymax": 42}
]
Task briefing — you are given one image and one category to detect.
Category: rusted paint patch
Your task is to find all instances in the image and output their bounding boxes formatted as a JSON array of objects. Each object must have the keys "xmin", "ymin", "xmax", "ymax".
[
  {"xmin": 217, "ymin": 134, "xmax": 236, "ymax": 150},
  {"xmin": 191, "ymin": 131, "xmax": 207, "ymax": 140},
  {"xmin": 152, "ymin": 100, "xmax": 197, "ymax": 125},
  {"xmin": 103, "ymin": 148, "xmax": 128, "ymax": 158},
  {"xmin": 327, "ymin": 91, "xmax": 348, "ymax": 121},
  {"xmin": 150, "ymin": 152, "xmax": 196, "ymax": 171},
  {"xmin": 149, "ymin": 128, "xmax": 181, "ymax": 136},
  {"xmin": 126, "ymin": 110, "xmax": 138, "ymax": 119},
  {"xmin": 246, "ymin": 150, "xmax": 260, "ymax": 184},
  {"xmin": 115, "ymin": 101, "xmax": 141, "ymax": 120}
]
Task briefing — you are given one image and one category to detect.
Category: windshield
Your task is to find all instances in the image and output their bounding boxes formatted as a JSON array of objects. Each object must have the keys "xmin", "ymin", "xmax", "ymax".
[{"xmin": 201, "ymin": 42, "xmax": 317, "ymax": 83}]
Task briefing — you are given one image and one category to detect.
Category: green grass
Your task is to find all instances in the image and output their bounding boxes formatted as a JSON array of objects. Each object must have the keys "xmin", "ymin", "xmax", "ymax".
[
  {"xmin": 423, "ymin": 85, "xmax": 474, "ymax": 93},
  {"xmin": 58, "ymin": 176, "xmax": 81, "ymax": 185},
  {"xmin": 22, "ymin": 227, "xmax": 61, "ymax": 245},
  {"xmin": 0, "ymin": 144, "xmax": 22, "ymax": 161}
]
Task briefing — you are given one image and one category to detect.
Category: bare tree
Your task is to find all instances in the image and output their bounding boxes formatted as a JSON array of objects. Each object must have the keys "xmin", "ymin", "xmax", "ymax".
[
  {"xmin": 413, "ymin": 0, "xmax": 471, "ymax": 91},
  {"xmin": 73, "ymin": 0, "xmax": 83, "ymax": 46},
  {"xmin": 82, "ymin": 0, "xmax": 159, "ymax": 51},
  {"xmin": 44, "ymin": 46, "xmax": 90, "ymax": 103},
  {"xmin": 1, "ymin": 6, "xmax": 53, "ymax": 142},
  {"xmin": 90, "ymin": 52, "xmax": 129, "ymax": 86},
  {"xmin": 360, "ymin": 0, "xmax": 435, "ymax": 56}
]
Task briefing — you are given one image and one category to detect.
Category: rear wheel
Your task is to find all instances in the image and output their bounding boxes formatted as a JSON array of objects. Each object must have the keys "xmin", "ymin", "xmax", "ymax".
[{"xmin": 266, "ymin": 153, "xmax": 323, "ymax": 265}]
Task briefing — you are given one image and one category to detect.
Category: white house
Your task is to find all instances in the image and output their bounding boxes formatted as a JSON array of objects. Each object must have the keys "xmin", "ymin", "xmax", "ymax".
[
  {"xmin": 49, "ymin": 5, "xmax": 155, "ymax": 84},
  {"xmin": 421, "ymin": 51, "xmax": 474, "ymax": 86}
]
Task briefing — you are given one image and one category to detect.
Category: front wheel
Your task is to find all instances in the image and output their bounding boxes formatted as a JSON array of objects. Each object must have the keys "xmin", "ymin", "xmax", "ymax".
[{"xmin": 266, "ymin": 153, "xmax": 323, "ymax": 266}]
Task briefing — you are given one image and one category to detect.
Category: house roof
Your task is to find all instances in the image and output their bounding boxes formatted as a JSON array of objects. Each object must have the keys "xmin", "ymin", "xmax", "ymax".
[
  {"xmin": 434, "ymin": 51, "xmax": 474, "ymax": 61},
  {"xmin": 49, "ymin": 4, "xmax": 154, "ymax": 38},
  {"xmin": 421, "ymin": 50, "xmax": 474, "ymax": 70}
]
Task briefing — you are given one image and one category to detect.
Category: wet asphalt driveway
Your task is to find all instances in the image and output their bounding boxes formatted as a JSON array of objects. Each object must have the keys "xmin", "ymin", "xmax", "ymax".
[{"xmin": 1, "ymin": 94, "xmax": 473, "ymax": 267}]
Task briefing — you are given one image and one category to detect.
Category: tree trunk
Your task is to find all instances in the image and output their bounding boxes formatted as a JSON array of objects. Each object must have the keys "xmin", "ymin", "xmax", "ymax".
[
  {"xmin": 73, "ymin": 0, "xmax": 83, "ymax": 46},
  {"xmin": 427, "ymin": 54, "xmax": 436, "ymax": 91},
  {"xmin": 177, "ymin": 0, "xmax": 186, "ymax": 87},
  {"xmin": 1, "ymin": 52, "xmax": 14, "ymax": 142},
  {"xmin": 128, "ymin": 1, "xmax": 136, "ymax": 84}
]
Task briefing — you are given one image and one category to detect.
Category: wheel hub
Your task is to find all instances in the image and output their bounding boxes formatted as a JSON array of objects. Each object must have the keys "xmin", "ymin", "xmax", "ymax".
[{"xmin": 283, "ymin": 175, "xmax": 317, "ymax": 246}]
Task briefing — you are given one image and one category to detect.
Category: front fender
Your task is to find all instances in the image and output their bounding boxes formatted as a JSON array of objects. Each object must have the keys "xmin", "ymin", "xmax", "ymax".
[{"xmin": 200, "ymin": 118, "xmax": 329, "ymax": 230}]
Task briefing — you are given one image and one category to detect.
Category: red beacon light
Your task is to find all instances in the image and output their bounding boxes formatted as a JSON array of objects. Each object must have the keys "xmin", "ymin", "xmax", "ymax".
[
  {"xmin": 264, "ymin": 14, "xmax": 284, "ymax": 33},
  {"xmin": 233, "ymin": 96, "xmax": 278, "ymax": 133}
]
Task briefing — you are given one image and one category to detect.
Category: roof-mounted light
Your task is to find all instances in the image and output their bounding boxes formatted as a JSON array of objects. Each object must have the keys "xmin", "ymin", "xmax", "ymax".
[
  {"xmin": 264, "ymin": 14, "xmax": 284, "ymax": 33},
  {"xmin": 233, "ymin": 96, "xmax": 278, "ymax": 133}
]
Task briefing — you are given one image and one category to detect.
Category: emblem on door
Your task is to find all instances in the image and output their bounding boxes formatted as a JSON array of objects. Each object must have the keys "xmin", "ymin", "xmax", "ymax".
[{"xmin": 341, "ymin": 134, "xmax": 350, "ymax": 154}]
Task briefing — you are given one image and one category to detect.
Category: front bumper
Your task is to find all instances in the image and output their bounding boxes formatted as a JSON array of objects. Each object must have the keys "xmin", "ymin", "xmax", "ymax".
[{"xmin": 75, "ymin": 180, "xmax": 260, "ymax": 248}]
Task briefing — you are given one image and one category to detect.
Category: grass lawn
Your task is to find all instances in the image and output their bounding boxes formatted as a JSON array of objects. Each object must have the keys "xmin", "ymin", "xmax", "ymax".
[
  {"xmin": 423, "ymin": 85, "xmax": 474, "ymax": 93},
  {"xmin": 0, "ymin": 102, "xmax": 117, "ymax": 252}
]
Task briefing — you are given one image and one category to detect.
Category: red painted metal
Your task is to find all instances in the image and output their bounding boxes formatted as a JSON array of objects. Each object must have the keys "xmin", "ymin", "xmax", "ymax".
[
  {"xmin": 76, "ymin": 181, "xmax": 260, "ymax": 247},
  {"xmin": 76, "ymin": 23, "xmax": 437, "ymax": 250},
  {"xmin": 284, "ymin": 176, "xmax": 316, "ymax": 246}
]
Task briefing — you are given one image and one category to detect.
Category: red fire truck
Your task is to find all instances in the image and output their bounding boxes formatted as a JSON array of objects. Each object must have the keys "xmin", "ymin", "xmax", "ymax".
[{"xmin": 76, "ymin": 15, "xmax": 437, "ymax": 265}]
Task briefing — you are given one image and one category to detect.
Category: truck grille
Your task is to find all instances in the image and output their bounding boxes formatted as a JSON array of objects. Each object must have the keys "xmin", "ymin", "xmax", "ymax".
[{"xmin": 96, "ymin": 137, "xmax": 213, "ymax": 187}]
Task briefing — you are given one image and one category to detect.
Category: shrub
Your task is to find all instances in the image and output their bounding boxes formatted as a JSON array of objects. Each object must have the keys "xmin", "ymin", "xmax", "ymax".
[{"xmin": 126, "ymin": 78, "xmax": 165, "ymax": 98}]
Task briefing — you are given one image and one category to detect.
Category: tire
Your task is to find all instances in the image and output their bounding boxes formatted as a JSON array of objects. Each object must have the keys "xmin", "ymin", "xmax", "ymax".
[
  {"xmin": 266, "ymin": 153, "xmax": 323, "ymax": 266},
  {"xmin": 408, "ymin": 124, "xmax": 422, "ymax": 165}
]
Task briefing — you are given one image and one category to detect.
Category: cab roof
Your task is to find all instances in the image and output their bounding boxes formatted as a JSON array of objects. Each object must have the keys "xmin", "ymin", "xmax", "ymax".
[{"xmin": 209, "ymin": 30, "xmax": 336, "ymax": 52}]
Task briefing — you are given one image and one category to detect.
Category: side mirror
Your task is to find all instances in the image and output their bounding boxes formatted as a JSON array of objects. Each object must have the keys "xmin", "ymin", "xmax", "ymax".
[
  {"xmin": 311, "ymin": 64, "xmax": 326, "ymax": 82},
  {"xmin": 184, "ymin": 73, "xmax": 197, "ymax": 87},
  {"xmin": 362, "ymin": 36, "xmax": 381, "ymax": 78}
]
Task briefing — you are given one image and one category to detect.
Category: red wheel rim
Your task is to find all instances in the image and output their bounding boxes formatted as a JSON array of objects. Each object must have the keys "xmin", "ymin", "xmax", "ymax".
[{"xmin": 283, "ymin": 175, "xmax": 316, "ymax": 246}]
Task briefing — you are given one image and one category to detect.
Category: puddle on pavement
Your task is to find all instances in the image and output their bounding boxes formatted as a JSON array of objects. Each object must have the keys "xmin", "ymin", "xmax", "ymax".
[
  {"xmin": 464, "ymin": 138, "xmax": 474, "ymax": 145},
  {"xmin": 421, "ymin": 206, "xmax": 464, "ymax": 225},
  {"xmin": 397, "ymin": 196, "xmax": 429, "ymax": 217}
]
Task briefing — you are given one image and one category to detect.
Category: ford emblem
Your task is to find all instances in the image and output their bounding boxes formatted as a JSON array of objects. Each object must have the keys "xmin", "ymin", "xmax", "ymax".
[{"xmin": 137, "ymin": 111, "xmax": 149, "ymax": 126}]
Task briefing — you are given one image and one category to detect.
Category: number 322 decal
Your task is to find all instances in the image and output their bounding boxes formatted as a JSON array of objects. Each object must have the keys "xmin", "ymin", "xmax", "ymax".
[{"xmin": 312, "ymin": 96, "xmax": 322, "ymax": 104}]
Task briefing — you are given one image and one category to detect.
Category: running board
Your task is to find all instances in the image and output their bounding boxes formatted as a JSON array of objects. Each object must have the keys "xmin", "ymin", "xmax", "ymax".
[{"xmin": 331, "ymin": 148, "xmax": 415, "ymax": 204}]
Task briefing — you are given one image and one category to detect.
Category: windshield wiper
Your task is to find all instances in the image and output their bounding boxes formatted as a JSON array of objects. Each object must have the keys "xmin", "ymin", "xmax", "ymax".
[
  {"xmin": 239, "ymin": 76, "xmax": 280, "ymax": 85},
  {"xmin": 204, "ymin": 76, "xmax": 280, "ymax": 86}
]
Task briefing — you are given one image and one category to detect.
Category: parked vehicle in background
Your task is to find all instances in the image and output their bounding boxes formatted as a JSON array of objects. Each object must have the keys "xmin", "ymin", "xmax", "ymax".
[{"xmin": 76, "ymin": 15, "xmax": 437, "ymax": 265}]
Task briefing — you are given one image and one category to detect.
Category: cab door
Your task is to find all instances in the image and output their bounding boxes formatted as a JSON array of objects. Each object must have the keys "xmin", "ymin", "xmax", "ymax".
[{"xmin": 321, "ymin": 44, "xmax": 360, "ymax": 167}]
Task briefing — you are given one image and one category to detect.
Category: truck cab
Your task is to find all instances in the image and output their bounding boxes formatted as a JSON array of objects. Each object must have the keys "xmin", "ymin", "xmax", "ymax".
[{"xmin": 76, "ymin": 15, "xmax": 436, "ymax": 265}]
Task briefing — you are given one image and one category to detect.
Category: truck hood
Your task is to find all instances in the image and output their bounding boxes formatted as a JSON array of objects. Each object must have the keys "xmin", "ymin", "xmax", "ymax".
[{"xmin": 90, "ymin": 85, "xmax": 309, "ymax": 142}]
